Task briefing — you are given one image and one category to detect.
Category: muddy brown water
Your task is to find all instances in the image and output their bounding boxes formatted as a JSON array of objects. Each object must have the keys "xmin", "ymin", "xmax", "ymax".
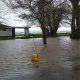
[{"xmin": 0, "ymin": 37, "xmax": 80, "ymax": 80}]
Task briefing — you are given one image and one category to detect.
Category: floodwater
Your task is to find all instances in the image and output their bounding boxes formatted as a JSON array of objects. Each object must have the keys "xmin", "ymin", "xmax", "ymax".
[{"xmin": 0, "ymin": 37, "xmax": 80, "ymax": 80}]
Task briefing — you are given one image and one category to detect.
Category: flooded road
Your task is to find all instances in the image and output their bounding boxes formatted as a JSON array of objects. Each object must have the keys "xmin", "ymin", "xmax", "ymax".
[{"xmin": 0, "ymin": 37, "xmax": 80, "ymax": 80}]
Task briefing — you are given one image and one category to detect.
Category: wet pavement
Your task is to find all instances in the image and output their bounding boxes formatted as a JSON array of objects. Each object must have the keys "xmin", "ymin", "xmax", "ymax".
[{"xmin": 0, "ymin": 37, "xmax": 80, "ymax": 80}]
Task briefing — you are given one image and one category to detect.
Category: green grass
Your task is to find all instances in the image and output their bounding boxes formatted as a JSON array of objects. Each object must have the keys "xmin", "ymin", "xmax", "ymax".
[
  {"xmin": 30, "ymin": 34, "xmax": 43, "ymax": 38},
  {"xmin": 15, "ymin": 36, "xmax": 30, "ymax": 39},
  {"xmin": 57, "ymin": 33, "xmax": 70, "ymax": 37}
]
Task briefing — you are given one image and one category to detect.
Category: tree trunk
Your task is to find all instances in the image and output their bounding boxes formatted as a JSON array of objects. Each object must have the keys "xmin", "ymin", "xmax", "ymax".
[
  {"xmin": 38, "ymin": 0, "xmax": 47, "ymax": 44},
  {"xmin": 50, "ymin": 9, "xmax": 62, "ymax": 37},
  {"xmin": 70, "ymin": 3, "xmax": 80, "ymax": 39},
  {"xmin": 41, "ymin": 24, "xmax": 47, "ymax": 44},
  {"xmin": 49, "ymin": 26, "xmax": 58, "ymax": 37},
  {"xmin": 52, "ymin": 27, "xmax": 58, "ymax": 36},
  {"xmin": 70, "ymin": 5, "xmax": 76, "ymax": 38}
]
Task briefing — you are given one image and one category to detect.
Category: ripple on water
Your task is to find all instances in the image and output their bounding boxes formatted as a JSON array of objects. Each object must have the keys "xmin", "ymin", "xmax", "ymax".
[{"xmin": 0, "ymin": 37, "xmax": 80, "ymax": 80}]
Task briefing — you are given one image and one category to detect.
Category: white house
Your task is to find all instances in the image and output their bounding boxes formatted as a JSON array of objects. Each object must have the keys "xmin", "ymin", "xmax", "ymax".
[{"xmin": 0, "ymin": 23, "xmax": 30, "ymax": 37}]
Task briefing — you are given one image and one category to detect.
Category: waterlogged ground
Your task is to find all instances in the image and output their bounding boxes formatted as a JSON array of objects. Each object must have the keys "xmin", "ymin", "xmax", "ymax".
[{"xmin": 0, "ymin": 37, "xmax": 80, "ymax": 80}]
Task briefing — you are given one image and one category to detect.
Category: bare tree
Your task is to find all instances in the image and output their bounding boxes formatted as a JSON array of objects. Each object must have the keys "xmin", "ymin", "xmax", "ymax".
[{"xmin": 44, "ymin": 0, "xmax": 71, "ymax": 36}]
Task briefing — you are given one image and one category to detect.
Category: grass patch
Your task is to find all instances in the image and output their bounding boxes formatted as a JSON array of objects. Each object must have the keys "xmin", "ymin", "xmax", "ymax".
[
  {"xmin": 15, "ymin": 36, "xmax": 30, "ymax": 39},
  {"xmin": 57, "ymin": 33, "xmax": 70, "ymax": 37},
  {"xmin": 30, "ymin": 33, "xmax": 43, "ymax": 38}
]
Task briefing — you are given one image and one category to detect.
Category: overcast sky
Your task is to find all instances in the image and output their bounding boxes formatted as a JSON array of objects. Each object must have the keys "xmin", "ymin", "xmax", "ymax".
[{"xmin": 0, "ymin": 0, "xmax": 29, "ymax": 27}]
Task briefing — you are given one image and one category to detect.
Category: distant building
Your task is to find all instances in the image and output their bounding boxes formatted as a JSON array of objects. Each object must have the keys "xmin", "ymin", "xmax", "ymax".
[{"xmin": 0, "ymin": 23, "xmax": 30, "ymax": 38}]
